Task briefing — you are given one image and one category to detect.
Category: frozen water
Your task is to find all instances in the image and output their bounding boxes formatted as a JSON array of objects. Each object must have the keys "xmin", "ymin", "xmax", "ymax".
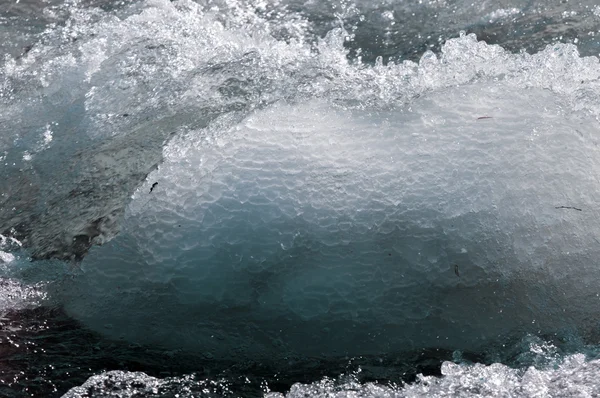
[
  {"xmin": 61, "ymin": 33, "xmax": 600, "ymax": 360},
  {"xmin": 22, "ymin": 0, "xmax": 596, "ymax": 363},
  {"xmin": 1, "ymin": 0, "xmax": 599, "ymax": 260},
  {"xmin": 2, "ymin": 0, "xmax": 600, "ymax": 395}
]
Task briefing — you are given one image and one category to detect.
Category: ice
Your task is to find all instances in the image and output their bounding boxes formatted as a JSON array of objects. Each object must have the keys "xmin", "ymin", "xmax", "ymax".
[
  {"xmin": 2, "ymin": 0, "xmax": 600, "ymax": 395},
  {"xmin": 0, "ymin": 0, "xmax": 318, "ymax": 260},
  {"xmin": 1, "ymin": 0, "xmax": 599, "ymax": 260},
  {"xmin": 2, "ymin": 0, "xmax": 600, "ymax": 364},
  {"xmin": 62, "ymin": 70, "xmax": 600, "ymax": 361}
]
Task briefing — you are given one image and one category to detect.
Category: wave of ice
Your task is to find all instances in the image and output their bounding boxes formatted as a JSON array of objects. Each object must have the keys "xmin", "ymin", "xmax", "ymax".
[
  {"xmin": 60, "ymin": 30, "xmax": 600, "ymax": 361},
  {"xmin": 2, "ymin": 0, "xmax": 600, "ymax": 367},
  {"xmin": 1, "ymin": 0, "xmax": 600, "ymax": 260}
]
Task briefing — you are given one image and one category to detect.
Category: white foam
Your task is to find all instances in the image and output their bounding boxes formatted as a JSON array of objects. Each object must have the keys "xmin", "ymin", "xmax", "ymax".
[
  {"xmin": 61, "ymin": 352, "xmax": 600, "ymax": 397},
  {"xmin": 0, "ymin": 278, "xmax": 47, "ymax": 313},
  {"xmin": 269, "ymin": 354, "xmax": 600, "ymax": 398},
  {"xmin": 487, "ymin": 8, "xmax": 521, "ymax": 23},
  {"xmin": 0, "ymin": 251, "xmax": 15, "ymax": 263},
  {"xmin": 61, "ymin": 370, "xmax": 231, "ymax": 398}
]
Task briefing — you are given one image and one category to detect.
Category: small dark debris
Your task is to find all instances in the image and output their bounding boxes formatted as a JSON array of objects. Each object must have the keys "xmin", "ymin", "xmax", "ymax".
[
  {"xmin": 555, "ymin": 206, "xmax": 582, "ymax": 211},
  {"xmin": 150, "ymin": 182, "xmax": 158, "ymax": 193},
  {"xmin": 22, "ymin": 44, "xmax": 33, "ymax": 55},
  {"xmin": 388, "ymin": 253, "xmax": 392, "ymax": 256},
  {"xmin": 122, "ymin": 113, "xmax": 129, "ymax": 117},
  {"xmin": 476, "ymin": 116, "xmax": 493, "ymax": 120},
  {"xmin": 454, "ymin": 264, "xmax": 460, "ymax": 277}
]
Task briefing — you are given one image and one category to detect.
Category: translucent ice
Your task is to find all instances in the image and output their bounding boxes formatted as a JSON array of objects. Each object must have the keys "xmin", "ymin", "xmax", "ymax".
[
  {"xmin": 62, "ymin": 78, "xmax": 600, "ymax": 360},
  {"xmin": 3, "ymin": 0, "xmax": 600, "ymax": 363},
  {"xmin": 2, "ymin": 0, "xmax": 599, "ymax": 260}
]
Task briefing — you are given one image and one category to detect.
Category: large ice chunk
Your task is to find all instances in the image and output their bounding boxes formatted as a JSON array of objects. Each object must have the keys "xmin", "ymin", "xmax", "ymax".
[{"xmin": 61, "ymin": 81, "xmax": 600, "ymax": 361}]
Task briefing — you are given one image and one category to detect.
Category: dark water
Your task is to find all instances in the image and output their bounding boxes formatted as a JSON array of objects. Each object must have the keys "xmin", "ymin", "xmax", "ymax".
[
  {"xmin": 2, "ymin": 305, "xmax": 597, "ymax": 396},
  {"xmin": 0, "ymin": 307, "xmax": 490, "ymax": 396}
]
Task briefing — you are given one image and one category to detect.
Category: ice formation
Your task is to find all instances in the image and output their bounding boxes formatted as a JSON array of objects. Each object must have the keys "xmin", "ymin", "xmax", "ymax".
[
  {"xmin": 2, "ymin": 0, "xmax": 600, "ymax": 365},
  {"xmin": 63, "ymin": 74, "xmax": 600, "ymax": 360},
  {"xmin": 2, "ymin": 0, "xmax": 600, "ymax": 261}
]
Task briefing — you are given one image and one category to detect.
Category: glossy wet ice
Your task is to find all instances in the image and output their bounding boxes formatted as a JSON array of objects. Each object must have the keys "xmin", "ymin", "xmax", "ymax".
[{"xmin": 2, "ymin": 0, "xmax": 600, "ymax": 397}]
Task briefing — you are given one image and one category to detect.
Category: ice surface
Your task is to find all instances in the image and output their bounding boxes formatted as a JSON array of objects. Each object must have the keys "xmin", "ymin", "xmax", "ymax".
[
  {"xmin": 1, "ymin": 0, "xmax": 599, "ymax": 260},
  {"xmin": 3, "ymin": 0, "xmax": 600, "ymax": 395},
  {"xmin": 63, "ymin": 71, "xmax": 600, "ymax": 360},
  {"xmin": 1, "ymin": 0, "xmax": 314, "ymax": 259},
  {"xmin": 2, "ymin": 0, "xmax": 600, "ymax": 365}
]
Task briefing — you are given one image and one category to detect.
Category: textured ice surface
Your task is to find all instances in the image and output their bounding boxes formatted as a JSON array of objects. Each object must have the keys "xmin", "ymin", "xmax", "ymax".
[
  {"xmin": 3, "ymin": 0, "xmax": 600, "ymax": 396},
  {"xmin": 63, "ymin": 70, "xmax": 600, "ymax": 360},
  {"xmin": 3, "ymin": 0, "xmax": 600, "ymax": 365},
  {"xmin": 1, "ymin": 0, "xmax": 308, "ymax": 259},
  {"xmin": 1, "ymin": 0, "xmax": 600, "ymax": 260}
]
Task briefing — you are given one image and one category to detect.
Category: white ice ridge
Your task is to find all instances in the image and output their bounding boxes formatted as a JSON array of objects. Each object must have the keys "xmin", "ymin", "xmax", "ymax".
[{"xmin": 62, "ymin": 76, "xmax": 600, "ymax": 360}]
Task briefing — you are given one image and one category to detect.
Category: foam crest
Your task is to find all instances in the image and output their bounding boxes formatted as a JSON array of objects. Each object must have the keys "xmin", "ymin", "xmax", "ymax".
[
  {"xmin": 265, "ymin": 354, "xmax": 600, "ymax": 397},
  {"xmin": 61, "ymin": 348, "xmax": 600, "ymax": 397}
]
